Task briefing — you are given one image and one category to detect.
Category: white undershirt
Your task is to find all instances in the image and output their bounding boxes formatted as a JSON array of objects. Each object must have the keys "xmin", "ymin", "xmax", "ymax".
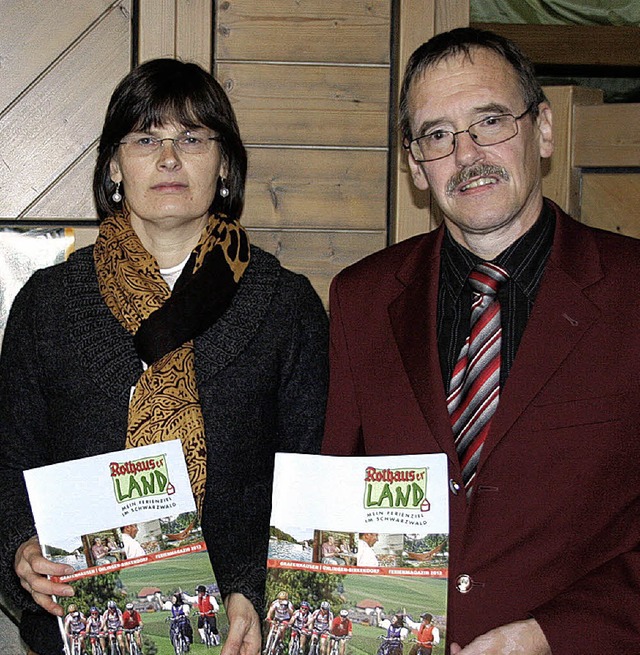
[
  {"xmin": 130, "ymin": 254, "xmax": 191, "ymax": 400},
  {"xmin": 159, "ymin": 254, "xmax": 190, "ymax": 291}
]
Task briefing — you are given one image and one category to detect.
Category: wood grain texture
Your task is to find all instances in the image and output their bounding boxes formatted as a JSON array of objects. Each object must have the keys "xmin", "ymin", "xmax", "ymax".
[
  {"xmin": 541, "ymin": 86, "xmax": 603, "ymax": 218},
  {"xmin": 0, "ymin": 5, "xmax": 131, "ymax": 219},
  {"xmin": 573, "ymin": 104, "xmax": 640, "ymax": 168},
  {"xmin": 471, "ymin": 23, "xmax": 640, "ymax": 68},
  {"xmin": 216, "ymin": 62, "xmax": 389, "ymax": 147},
  {"xmin": 216, "ymin": 0, "xmax": 390, "ymax": 64},
  {"xmin": 435, "ymin": 0, "xmax": 469, "ymax": 34},
  {"xmin": 138, "ymin": 0, "xmax": 176, "ymax": 61},
  {"xmin": 24, "ymin": 148, "xmax": 98, "ymax": 220},
  {"xmin": 0, "ymin": 0, "xmax": 124, "ymax": 112},
  {"xmin": 581, "ymin": 174, "xmax": 640, "ymax": 239},
  {"xmin": 391, "ymin": 0, "xmax": 435, "ymax": 244},
  {"xmin": 243, "ymin": 147, "xmax": 387, "ymax": 230},
  {"xmin": 176, "ymin": 0, "xmax": 212, "ymax": 68},
  {"xmin": 248, "ymin": 229, "xmax": 386, "ymax": 307}
]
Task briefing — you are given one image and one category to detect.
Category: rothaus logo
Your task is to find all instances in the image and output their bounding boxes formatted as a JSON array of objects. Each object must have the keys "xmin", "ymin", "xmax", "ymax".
[
  {"xmin": 110, "ymin": 455, "xmax": 174, "ymax": 503},
  {"xmin": 363, "ymin": 467, "xmax": 430, "ymax": 511}
]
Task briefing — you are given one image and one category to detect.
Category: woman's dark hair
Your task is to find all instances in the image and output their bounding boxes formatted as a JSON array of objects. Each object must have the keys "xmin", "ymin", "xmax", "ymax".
[
  {"xmin": 93, "ymin": 58, "xmax": 247, "ymax": 222},
  {"xmin": 399, "ymin": 27, "xmax": 547, "ymax": 141}
]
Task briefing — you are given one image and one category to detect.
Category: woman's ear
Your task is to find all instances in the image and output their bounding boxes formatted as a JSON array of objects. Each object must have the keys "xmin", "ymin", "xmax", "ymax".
[{"xmin": 110, "ymin": 157, "xmax": 122, "ymax": 184}]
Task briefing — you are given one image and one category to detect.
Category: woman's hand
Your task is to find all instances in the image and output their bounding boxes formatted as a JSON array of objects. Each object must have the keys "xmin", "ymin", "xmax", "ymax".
[
  {"xmin": 222, "ymin": 592, "xmax": 262, "ymax": 655},
  {"xmin": 14, "ymin": 536, "xmax": 75, "ymax": 616}
]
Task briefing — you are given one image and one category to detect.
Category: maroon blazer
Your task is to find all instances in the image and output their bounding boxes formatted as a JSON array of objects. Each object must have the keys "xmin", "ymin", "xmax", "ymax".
[{"xmin": 323, "ymin": 203, "xmax": 640, "ymax": 653}]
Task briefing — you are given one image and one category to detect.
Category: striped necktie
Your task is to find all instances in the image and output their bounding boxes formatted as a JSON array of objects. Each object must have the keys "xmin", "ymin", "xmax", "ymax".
[{"xmin": 447, "ymin": 262, "xmax": 509, "ymax": 496}]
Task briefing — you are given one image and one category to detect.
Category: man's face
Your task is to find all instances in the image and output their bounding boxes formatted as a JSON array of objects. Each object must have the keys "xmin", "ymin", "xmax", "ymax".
[
  {"xmin": 364, "ymin": 533, "xmax": 378, "ymax": 546},
  {"xmin": 125, "ymin": 524, "xmax": 138, "ymax": 537},
  {"xmin": 406, "ymin": 48, "xmax": 553, "ymax": 253}
]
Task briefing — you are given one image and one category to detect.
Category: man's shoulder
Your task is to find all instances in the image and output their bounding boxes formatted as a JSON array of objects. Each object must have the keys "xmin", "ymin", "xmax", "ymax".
[
  {"xmin": 334, "ymin": 231, "xmax": 438, "ymax": 288},
  {"xmin": 554, "ymin": 202, "xmax": 640, "ymax": 254}
]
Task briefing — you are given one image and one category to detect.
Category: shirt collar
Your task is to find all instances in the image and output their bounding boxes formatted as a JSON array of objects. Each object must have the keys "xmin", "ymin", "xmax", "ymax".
[{"xmin": 440, "ymin": 200, "xmax": 555, "ymax": 298}]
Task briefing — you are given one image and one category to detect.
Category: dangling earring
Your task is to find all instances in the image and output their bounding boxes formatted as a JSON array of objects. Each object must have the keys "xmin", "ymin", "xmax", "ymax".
[
  {"xmin": 112, "ymin": 181, "xmax": 122, "ymax": 203},
  {"xmin": 219, "ymin": 178, "xmax": 230, "ymax": 198}
]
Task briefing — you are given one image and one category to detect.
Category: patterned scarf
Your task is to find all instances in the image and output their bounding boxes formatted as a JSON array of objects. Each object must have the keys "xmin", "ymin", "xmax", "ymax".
[{"xmin": 94, "ymin": 210, "xmax": 250, "ymax": 514}]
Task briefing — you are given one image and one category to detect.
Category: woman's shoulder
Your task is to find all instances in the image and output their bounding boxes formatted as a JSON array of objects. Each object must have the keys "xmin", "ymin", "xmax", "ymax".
[
  {"xmin": 11, "ymin": 245, "xmax": 95, "ymax": 304},
  {"xmin": 247, "ymin": 245, "xmax": 320, "ymax": 301}
]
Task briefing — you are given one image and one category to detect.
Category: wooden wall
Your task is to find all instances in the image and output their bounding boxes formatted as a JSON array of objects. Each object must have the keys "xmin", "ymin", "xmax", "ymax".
[
  {"xmin": 212, "ymin": 1, "xmax": 390, "ymax": 304},
  {"xmin": 0, "ymin": 1, "xmax": 132, "ymax": 224}
]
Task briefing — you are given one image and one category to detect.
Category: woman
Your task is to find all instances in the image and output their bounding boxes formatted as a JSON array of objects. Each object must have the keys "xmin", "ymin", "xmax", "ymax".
[{"xmin": 0, "ymin": 59, "xmax": 328, "ymax": 655}]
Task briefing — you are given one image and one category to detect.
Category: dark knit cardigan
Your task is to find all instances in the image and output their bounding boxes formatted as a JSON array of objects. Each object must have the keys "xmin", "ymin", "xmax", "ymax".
[{"xmin": 0, "ymin": 244, "xmax": 328, "ymax": 655}]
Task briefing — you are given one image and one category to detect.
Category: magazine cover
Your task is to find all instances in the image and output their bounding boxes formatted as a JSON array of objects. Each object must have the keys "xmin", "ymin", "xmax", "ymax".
[
  {"xmin": 24, "ymin": 441, "xmax": 225, "ymax": 655},
  {"xmin": 265, "ymin": 453, "xmax": 449, "ymax": 655}
]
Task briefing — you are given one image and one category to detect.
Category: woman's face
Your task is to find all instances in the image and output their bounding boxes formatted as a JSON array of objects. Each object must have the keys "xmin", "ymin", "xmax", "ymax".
[{"xmin": 109, "ymin": 121, "xmax": 227, "ymax": 236}]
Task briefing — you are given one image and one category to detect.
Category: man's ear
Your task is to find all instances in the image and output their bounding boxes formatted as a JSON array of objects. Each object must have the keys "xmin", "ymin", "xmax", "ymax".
[
  {"xmin": 536, "ymin": 103, "xmax": 554, "ymax": 159},
  {"xmin": 109, "ymin": 157, "xmax": 122, "ymax": 183},
  {"xmin": 407, "ymin": 151, "xmax": 430, "ymax": 191}
]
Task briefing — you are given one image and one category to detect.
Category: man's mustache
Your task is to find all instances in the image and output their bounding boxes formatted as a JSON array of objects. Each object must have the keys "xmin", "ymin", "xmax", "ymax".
[{"xmin": 446, "ymin": 164, "xmax": 509, "ymax": 195}]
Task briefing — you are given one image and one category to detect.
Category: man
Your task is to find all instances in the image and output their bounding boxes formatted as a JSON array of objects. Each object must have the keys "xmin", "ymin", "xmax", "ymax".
[
  {"xmin": 101, "ymin": 600, "xmax": 126, "ymax": 654},
  {"xmin": 405, "ymin": 613, "xmax": 440, "ymax": 655},
  {"xmin": 120, "ymin": 524, "xmax": 146, "ymax": 559},
  {"xmin": 266, "ymin": 591, "xmax": 294, "ymax": 650},
  {"xmin": 307, "ymin": 601, "xmax": 333, "ymax": 655},
  {"xmin": 322, "ymin": 27, "xmax": 640, "ymax": 655},
  {"xmin": 122, "ymin": 602, "xmax": 143, "ymax": 653},
  {"xmin": 330, "ymin": 609, "xmax": 352, "ymax": 655},
  {"xmin": 289, "ymin": 600, "xmax": 312, "ymax": 655},
  {"xmin": 356, "ymin": 533, "xmax": 379, "ymax": 567},
  {"xmin": 193, "ymin": 584, "xmax": 220, "ymax": 645},
  {"xmin": 63, "ymin": 604, "xmax": 86, "ymax": 654},
  {"xmin": 85, "ymin": 607, "xmax": 104, "ymax": 654}
]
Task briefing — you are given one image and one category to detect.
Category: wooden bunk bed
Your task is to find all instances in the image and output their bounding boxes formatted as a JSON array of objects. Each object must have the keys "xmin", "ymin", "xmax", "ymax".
[{"xmin": 469, "ymin": 21, "xmax": 640, "ymax": 239}]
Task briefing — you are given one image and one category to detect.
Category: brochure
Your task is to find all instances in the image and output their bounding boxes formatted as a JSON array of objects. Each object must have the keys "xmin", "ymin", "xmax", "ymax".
[
  {"xmin": 265, "ymin": 453, "xmax": 449, "ymax": 655},
  {"xmin": 24, "ymin": 440, "xmax": 225, "ymax": 655}
]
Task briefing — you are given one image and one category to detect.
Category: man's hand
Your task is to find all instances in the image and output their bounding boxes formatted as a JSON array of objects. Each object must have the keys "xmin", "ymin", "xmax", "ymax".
[
  {"xmin": 450, "ymin": 619, "xmax": 551, "ymax": 655},
  {"xmin": 14, "ymin": 536, "xmax": 75, "ymax": 616},
  {"xmin": 222, "ymin": 592, "xmax": 261, "ymax": 655}
]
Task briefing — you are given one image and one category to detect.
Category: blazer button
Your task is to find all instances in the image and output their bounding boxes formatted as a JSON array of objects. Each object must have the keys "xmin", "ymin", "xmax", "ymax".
[
  {"xmin": 456, "ymin": 574, "xmax": 473, "ymax": 593},
  {"xmin": 449, "ymin": 479, "xmax": 461, "ymax": 495}
]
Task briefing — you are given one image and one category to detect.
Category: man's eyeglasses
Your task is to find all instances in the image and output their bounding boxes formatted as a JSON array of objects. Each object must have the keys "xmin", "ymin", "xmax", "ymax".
[
  {"xmin": 118, "ymin": 131, "xmax": 221, "ymax": 156},
  {"xmin": 405, "ymin": 104, "xmax": 535, "ymax": 162}
]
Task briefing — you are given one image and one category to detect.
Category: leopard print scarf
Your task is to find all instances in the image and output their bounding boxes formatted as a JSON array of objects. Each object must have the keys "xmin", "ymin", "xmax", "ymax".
[{"xmin": 94, "ymin": 210, "xmax": 250, "ymax": 514}]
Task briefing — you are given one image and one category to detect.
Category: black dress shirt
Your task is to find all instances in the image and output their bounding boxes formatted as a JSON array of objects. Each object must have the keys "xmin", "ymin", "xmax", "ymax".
[{"xmin": 437, "ymin": 200, "xmax": 555, "ymax": 392}]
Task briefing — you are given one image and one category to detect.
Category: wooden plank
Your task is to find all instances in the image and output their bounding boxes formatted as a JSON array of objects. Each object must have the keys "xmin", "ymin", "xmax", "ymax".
[
  {"xmin": 176, "ymin": 0, "xmax": 212, "ymax": 68},
  {"xmin": 541, "ymin": 86, "xmax": 603, "ymax": 218},
  {"xmin": 138, "ymin": 0, "xmax": 176, "ymax": 61},
  {"xmin": 248, "ymin": 229, "xmax": 386, "ymax": 307},
  {"xmin": 216, "ymin": 0, "xmax": 390, "ymax": 64},
  {"xmin": 573, "ymin": 104, "xmax": 640, "ymax": 168},
  {"xmin": 470, "ymin": 23, "xmax": 640, "ymax": 68},
  {"xmin": 0, "ymin": 8, "xmax": 131, "ymax": 218},
  {"xmin": 435, "ymin": 0, "xmax": 469, "ymax": 34},
  {"xmin": 391, "ymin": 1, "xmax": 435, "ymax": 244},
  {"xmin": 243, "ymin": 148, "xmax": 387, "ymax": 230},
  {"xmin": 0, "ymin": 0, "xmax": 124, "ymax": 112},
  {"xmin": 580, "ymin": 174, "xmax": 640, "ymax": 239},
  {"xmin": 216, "ymin": 62, "xmax": 389, "ymax": 147},
  {"xmin": 24, "ymin": 148, "xmax": 98, "ymax": 220}
]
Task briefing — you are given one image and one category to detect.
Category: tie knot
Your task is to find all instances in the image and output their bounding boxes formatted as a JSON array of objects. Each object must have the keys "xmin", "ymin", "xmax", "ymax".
[{"xmin": 468, "ymin": 262, "xmax": 509, "ymax": 296}]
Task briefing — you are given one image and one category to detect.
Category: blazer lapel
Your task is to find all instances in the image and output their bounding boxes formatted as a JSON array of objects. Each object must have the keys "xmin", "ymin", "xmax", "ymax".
[
  {"xmin": 388, "ymin": 228, "xmax": 460, "ymax": 466},
  {"xmin": 481, "ymin": 208, "xmax": 604, "ymax": 462}
]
